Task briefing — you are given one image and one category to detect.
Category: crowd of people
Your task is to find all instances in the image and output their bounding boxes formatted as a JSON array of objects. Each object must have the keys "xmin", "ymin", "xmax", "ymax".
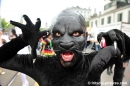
[{"xmin": 82, "ymin": 32, "xmax": 101, "ymax": 53}]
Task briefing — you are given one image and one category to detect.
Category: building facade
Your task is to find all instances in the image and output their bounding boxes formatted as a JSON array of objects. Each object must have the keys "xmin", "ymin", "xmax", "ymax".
[
  {"xmin": 89, "ymin": 0, "xmax": 130, "ymax": 30},
  {"xmin": 66, "ymin": 6, "xmax": 91, "ymax": 21}
]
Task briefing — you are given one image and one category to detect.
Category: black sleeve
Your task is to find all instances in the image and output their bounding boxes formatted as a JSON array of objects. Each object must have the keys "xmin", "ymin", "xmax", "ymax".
[
  {"xmin": 0, "ymin": 36, "xmax": 37, "ymax": 76},
  {"xmin": 0, "ymin": 54, "xmax": 34, "ymax": 76},
  {"xmin": 87, "ymin": 46, "xmax": 121, "ymax": 86},
  {"xmin": 84, "ymin": 51, "xmax": 98, "ymax": 65},
  {"xmin": 0, "ymin": 36, "xmax": 28, "ymax": 62}
]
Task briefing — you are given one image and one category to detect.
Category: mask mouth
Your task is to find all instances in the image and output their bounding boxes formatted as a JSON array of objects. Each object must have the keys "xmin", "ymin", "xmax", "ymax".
[{"xmin": 61, "ymin": 51, "xmax": 74, "ymax": 62}]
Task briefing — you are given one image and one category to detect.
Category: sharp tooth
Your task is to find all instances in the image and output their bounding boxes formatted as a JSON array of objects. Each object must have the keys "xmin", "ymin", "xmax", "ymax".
[
  {"xmin": 121, "ymin": 55, "xmax": 123, "ymax": 58},
  {"xmin": 114, "ymin": 41, "xmax": 117, "ymax": 50}
]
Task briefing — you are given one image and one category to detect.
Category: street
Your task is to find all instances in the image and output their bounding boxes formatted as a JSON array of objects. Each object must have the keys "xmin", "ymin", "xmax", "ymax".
[{"xmin": 101, "ymin": 63, "xmax": 130, "ymax": 86}]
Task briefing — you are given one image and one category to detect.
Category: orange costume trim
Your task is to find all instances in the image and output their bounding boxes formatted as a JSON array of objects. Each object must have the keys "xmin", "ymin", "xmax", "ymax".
[
  {"xmin": 42, "ymin": 40, "xmax": 47, "ymax": 45},
  {"xmin": 42, "ymin": 50, "xmax": 55, "ymax": 57}
]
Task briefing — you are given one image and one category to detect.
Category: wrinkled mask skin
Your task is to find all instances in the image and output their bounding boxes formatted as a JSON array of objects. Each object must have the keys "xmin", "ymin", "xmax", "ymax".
[{"xmin": 52, "ymin": 10, "xmax": 86, "ymax": 67}]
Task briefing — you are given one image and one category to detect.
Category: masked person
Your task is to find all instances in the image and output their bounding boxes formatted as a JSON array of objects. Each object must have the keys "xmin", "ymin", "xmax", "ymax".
[{"xmin": 0, "ymin": 10, "xmax": 125, "ymax": 86}]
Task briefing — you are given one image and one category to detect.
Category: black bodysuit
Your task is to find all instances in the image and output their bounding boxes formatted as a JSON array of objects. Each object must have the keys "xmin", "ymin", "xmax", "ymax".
[{"xmin": 0, "ymin": 36, "xmax": 123, "ymax": 86}]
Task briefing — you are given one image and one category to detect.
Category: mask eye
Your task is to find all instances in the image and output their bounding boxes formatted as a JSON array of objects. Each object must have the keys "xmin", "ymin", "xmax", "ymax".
[
  {"xmin": 73, "ymin": 32, "xmax": 80, "ymax": 37},
  {"xmin": 56, "ymin": 32, "xmax": 61, "ymax": 37}
]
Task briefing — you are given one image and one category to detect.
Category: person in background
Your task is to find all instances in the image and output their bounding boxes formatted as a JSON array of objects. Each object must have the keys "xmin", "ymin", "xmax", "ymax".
[
  {"xmin": 94, "ymin": 33, "xmax": 101, "ymax": 51},
  {"xmin": 89, "ymin": 32, "xmax": 101, "ymax": 51},
  {"xmin": 40, "ymin": 31, "xmax": 56, "ymax": 57},
  {"xmin": 10, "ymin": 29, "xmax": 18, "ymax": 39},
  {"xmin": 11, "ymin": 29, "xmax": 29, "ymax": 86},
  {"xmin": 0, "ymin": 30, "xmax": 10, "ymax": 86},
  {"xmin": 83, "ymin": 33, "xmax": 91, "ymax": 53},
  {"xmin": 0, "ymin": 30, "xmax": 9, "ymax": 75},
  {"xmin": 86, "ymin": 34, "xmax": 91, "ymax": 48}
]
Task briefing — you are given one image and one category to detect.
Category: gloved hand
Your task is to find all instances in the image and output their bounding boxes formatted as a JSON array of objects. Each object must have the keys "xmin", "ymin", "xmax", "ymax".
[{"xmin": 10, "ymin": 15, "xmax": 49, "ymax": 58}]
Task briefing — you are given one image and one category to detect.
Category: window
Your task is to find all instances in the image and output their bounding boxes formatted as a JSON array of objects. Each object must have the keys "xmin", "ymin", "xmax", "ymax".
[
  {"xmin": 112, "ymin": 1, "xmax": 116, "ymax": 6},
  {"xmin": 117, "ymin": 13, "xmax": 122, "ymax": 22},
  {"xmin": 104, "ymin": 2, "xmax": 112, "ymax": 10},
  {"xmin": 104, "ymin": 4, "xmax": 109, "ymax": 10},
  {"xmin": 91, "ymin": 21, "xmax": 93, "ymax": 27},
  {"xmin": 128, "ymin": 0, "xmax": 130, "ymax": 3},
  {"xmin": 101, "ymin": 18, "xmax": 104, "ymax": 25},
  {"xmin": 128, "ymin": 11, "xmax": 130, "ymax": 23},
  {"xmin": 107, "ymin": 16, "xmax": 111, "ymax": 24},
  {"xmin": 95, "ymin": 20, "xmax": 97, "ymax": 26}
]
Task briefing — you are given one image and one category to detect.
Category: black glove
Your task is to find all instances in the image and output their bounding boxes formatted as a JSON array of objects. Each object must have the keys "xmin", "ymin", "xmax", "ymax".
[{"xmin": 10, "ymin": 15, "xmax": 49, "ymax": 58}]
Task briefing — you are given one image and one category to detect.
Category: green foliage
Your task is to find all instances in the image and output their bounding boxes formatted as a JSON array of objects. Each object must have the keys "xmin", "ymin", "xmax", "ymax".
[
  {"xmin": 86, "ymin": 21, "xmax": 89, "ymax": 27},
  {"xmin": 40, "ymin": 27, "xmax": 45, "ymax": 31},
  {"xmin": 1, "ymin": 18, "xmax": 13, "ymax": 31}
]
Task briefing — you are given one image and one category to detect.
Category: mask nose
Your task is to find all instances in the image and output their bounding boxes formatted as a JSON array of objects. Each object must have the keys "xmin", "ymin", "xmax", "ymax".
[{"xmin": 60, "ymin": 42, "xmax": 74, "ymax": 50}]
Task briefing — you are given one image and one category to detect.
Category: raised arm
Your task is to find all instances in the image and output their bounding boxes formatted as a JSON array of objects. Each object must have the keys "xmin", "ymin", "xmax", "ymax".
[
  {"xmin": 0, "ymin": 36, "xmax": 34, "ymax": 76},
  {"xmin": 86, "ymin": 46, "xmax": 121, "ymax": 86},
  {"xmin": 97, "ymin": 29, "xmax": 130, "ymax": 86},
  {"xmin": 0, "ymin": 36, "xmax": 27, "ymax": 62},
  {"xmin": 0, "ymin": 15, "xmax": 49, "ymax": 77},
  {"xmin": 10, "ymin": 15, "xmax": 49, "ymax": 58}
]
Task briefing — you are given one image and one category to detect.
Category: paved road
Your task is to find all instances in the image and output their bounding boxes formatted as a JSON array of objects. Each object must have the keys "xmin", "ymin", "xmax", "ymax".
[
  {"xmin": 86, "ymin": 48, "xmax": 130, "ymax": 86},
  {"xmin": 0, "ymin": 68, "xmax": 36, "ymax": 86},
  {"xmin": 0, "ymin": 48, "xmax": 129, "ymax": 86},
  {"xmin": 101, "ymin": 63, "xmax": 130, "ymax": 86}
]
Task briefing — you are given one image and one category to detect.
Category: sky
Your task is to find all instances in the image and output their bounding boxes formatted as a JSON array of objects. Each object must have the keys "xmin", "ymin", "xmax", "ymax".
[{"xmin": 0, "ymin": 0, "xmax": 104, "ymax": 28}]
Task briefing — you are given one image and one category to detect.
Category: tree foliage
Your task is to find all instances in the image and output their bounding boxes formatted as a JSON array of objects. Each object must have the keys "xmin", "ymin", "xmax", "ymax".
[
  {"xmin": 1, "ymin": 18, "xmax": 12, "ymax": 31},
  {"xmin": 86, "ymin": 21, "xmax": 89, "ymax": 27},
  {"xmin": 40, "ymin": 27, "xmax": 45, "ymax": 31}
]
